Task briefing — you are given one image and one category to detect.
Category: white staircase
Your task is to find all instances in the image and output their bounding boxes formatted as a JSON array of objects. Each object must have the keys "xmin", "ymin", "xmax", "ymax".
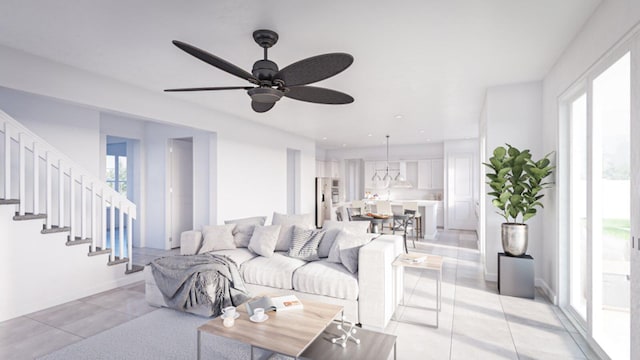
[{"xmin": 0, "ymin": 109, "xmax": 142, "ymax": 321}]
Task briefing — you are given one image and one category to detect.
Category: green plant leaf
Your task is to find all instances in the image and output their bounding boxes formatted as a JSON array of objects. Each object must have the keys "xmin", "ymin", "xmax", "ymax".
[{"xmin": 493, "ymin": 146, "xmax": 507, "ymax": 159}]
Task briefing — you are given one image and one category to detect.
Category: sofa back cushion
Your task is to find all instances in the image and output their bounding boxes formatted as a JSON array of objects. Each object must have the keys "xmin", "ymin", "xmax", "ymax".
[
  {"xmin": 271, "ymin": 212, "xmax": 314, "ymax": 251},
  {"xmin": 199, "ymin": 224, "xmax": 237, "ymax": 253},
  {"xmin": 327, "ymin": 230, "xmax": 376, "ymax": 264},
  {"xmin": 319, "ymin": 220, "xmax": 370, "ymax": 258},
  {"xmin": 224, "ymin": 216, "xmax": 267, "ymax": 248},
  {"xmin": 248, "ymin": 225, "xmax": 281, "ymax": 257}
]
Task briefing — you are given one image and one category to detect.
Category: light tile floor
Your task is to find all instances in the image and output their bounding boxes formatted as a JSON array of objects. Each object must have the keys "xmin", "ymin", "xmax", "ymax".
[{"xmin": 0, "ymin": 231, "xmax": 600, "ymax": 359}]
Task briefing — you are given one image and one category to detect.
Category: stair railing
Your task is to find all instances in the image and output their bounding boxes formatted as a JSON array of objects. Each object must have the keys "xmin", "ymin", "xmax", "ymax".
[{"xmin": 0, "ymin": 109, "xmax": 136, "ymax": 270}]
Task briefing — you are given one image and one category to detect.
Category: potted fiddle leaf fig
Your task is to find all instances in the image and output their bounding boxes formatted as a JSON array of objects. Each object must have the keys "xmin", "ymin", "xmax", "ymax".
[{"xmin": 484, "ymin": 144, "xmax": 554, "ymax": 256}]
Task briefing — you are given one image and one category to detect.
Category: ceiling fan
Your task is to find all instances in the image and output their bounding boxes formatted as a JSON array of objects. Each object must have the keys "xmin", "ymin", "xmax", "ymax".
[{"xmin": 165, "ymin": 29, "xmax": 354, "ymax": 113}]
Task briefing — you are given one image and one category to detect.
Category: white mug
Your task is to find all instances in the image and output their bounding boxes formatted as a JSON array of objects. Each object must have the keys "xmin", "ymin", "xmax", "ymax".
[
  {"xmin": 223, "ymin": 306, "xmax": 236, "ymax": 318},
  {"xmin": 254, "ymin": 307, "xmax": 265, "ymax": 319}
]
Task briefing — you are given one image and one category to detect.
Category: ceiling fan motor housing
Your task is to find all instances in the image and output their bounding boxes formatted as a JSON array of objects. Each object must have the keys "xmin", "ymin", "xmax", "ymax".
[
  {"xmin": 252, "ymin": 60, "xmax": 279, "ymax": 81},
  {"xmin": 247, "ymin": 87, "xmax": 284, "ymax": 103}
]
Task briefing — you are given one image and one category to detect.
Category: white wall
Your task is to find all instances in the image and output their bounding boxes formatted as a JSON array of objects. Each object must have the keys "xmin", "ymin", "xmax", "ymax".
[
  {"xmin": 0, "ymin": 44, "xmax": 317, "ymax": 243},
  {"xmin": 542, "ymin": 0, "xmax": 640, "ymax": 304},
  {"xmin": 482, "ymin": 81, "xmax": 543, "ymax": 283},
  {"xmin": 0, "ymin": 87, "xmax": 100, "ymax": 176}
]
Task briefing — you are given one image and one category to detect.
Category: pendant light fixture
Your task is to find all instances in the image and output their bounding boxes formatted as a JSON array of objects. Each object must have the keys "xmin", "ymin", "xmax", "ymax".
[{"xmin": 370, "ymin": 135, "xmax": 413, "ymax": 189}]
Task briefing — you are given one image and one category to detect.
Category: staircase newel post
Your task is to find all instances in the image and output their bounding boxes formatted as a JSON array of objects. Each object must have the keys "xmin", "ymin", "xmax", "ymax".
[
  {"xmin": 101, "ymin": 188, "xmax": 107, "ymax": 259},
  {"xmin": 45, "ymin": 152, "xmax": 52, "ymax": 230},
  {"xmin": 33, "ymin": 142, "xmax": 39, "ymax": 215},
  {"xmin": 58, "ymin": 159, "xmax": 64, "ymax": 228},
  {"xmin": 4, "ymin": 122, "xmax": 11, "ymax": 200},
  {"xmin": 81, "ymin": 176, "xmax": 87, "ymax": 242},
  {"xmin": 18, "ymin": 133, "xmax": 25, "ymax": 216}
]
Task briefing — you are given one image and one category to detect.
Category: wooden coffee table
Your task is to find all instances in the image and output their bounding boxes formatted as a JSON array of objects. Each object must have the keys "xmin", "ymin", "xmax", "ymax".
[{"xmin": 197, "ymin": 297, "xmax": 343, "ymax": 359}]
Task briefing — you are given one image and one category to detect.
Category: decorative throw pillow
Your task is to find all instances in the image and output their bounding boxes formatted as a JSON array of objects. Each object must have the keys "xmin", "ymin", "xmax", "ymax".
[
  {"xmin": 271, "ymin": 212, "xmax": 314, "ymax": 252},
  {"xmin": 224, "ymin": 216, "xmax": 267, "ymax": 248},
  {"xmin": 319, "ymin": 220, "xmax": 370, "ymax": 258},
  {"xmin": 288, "ymin": 225, "xmax": 325, "ymax": 261},
  {"xmin": 327, "ymin": 230, "xmax": 375, "ymax": 264},
  {"xmin": 198, "ymin": 224, "xmax": 237, "ymax": 254},
  {"xmin": 340, "ymin": 242, "xmax": 364, "ymax": 273},
  {"xmin": 248, "ymin": 225, "xmax": 281, "ymax": 258}
]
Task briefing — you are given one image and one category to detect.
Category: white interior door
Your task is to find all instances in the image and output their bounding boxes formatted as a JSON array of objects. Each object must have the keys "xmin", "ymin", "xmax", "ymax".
[
  {"xmin": 169, "ymin": 138, "xmax": 193, "ymax": 249},
  {"xmin": 447, "ymin": 152, "xmax": 476, "ymax": 230},
  {"xmin": 630, "ymin": 37, "xmax": 640, "ymax": 359}
]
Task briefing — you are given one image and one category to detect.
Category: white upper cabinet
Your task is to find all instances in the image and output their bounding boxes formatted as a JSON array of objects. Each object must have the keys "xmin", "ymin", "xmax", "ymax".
[{"xmin": 418, "ymin": 159, "xmax": 444, "ymax": 189}]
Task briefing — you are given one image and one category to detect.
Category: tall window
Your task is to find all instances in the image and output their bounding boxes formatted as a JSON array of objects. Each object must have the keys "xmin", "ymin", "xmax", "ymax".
[{"xmin": 106, "ymin": 143, "xmax": 127, "ymax": 196}]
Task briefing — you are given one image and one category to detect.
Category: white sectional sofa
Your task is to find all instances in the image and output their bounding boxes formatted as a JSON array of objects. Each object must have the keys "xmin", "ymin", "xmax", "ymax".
[{"xmin": 145, "ymin": 217, "xmax": 403, "ymax": 331}]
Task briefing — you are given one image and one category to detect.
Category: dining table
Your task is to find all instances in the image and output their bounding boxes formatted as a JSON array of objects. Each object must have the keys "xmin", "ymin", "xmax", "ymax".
[{"xmin": 350, "ymin": 214, "xmax": 390, "ymax": 234}]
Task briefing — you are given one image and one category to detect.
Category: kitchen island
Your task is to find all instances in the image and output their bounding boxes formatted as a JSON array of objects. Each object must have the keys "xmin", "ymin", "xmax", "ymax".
[{"xmin": 353, "ymin": 199, "xmax": 442, "ymax": 240}]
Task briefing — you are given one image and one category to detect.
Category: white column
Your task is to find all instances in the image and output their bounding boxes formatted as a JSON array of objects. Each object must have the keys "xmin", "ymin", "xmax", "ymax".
[
  {"xmin": 4, "ymin": 123, "xmax": 11, "ymax": 199},
  {"xmin": 69, "ymin": 168, "xmax": 75, "ymax": 240},
  {"xmin": 45, "ymin": 152, "xmax": 52, "ymax": 229},
  {"xmin": 18, "ymin": 133, "xmax": 25, "ymax": 215},
  {"xmin": 119, "ymin": 201, "xmax": 124, "ymax": 259},
  {"xmin": 58, "ymin": 160, "xmax": 64, "ymax": 227},
  {"xmin": 33, "ymin": 142, "xmax": 39, "ymax": 215}
]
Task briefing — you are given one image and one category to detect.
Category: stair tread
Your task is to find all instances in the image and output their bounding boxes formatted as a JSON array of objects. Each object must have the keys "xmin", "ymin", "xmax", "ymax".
[
  {"xmin": 13, "ymin": 213, "xmax": 47, "ymax": 221},
  {"xmin": 66, "ymin": 238, "xmax": 92, "ymax": 246},
  {"xmin": 108, "ymin": 257, "xmax": 129, "ymax": 266},
  {"xmin": 0, "ymin": 199, "xmax": 20, "ymax": 205},
  {"xmin": 125, "ymin": 264, "xmax": 144, "ymax": 274},
  {"xmin": 41, "ymin": 226, "xmax": 71, "ymax": 234},
  {"xmin": 88, "ymin": 247, "xmax": 111, "ymax": 256}
]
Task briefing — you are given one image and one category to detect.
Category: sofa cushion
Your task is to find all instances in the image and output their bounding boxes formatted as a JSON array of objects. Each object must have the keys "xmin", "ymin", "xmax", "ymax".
[
  {"xmin": 199, "ymin": 224, "xmax": 236, "ymax": 253},
  {"xmin": 241, "ymin": 252, "xmax": 307, "ymax": 289},
  {"xmin": 271, "ymin": 212, "xmax": 314, "ymax": 252},
  {"xmin": 292, "ymin": 260, "xmax": 359, "ymax": 300},
  {"xmin": 288, "ymin": 226, "xmax": 324, "ymax": 261},
  {"xmin": 319, "ymin": 220, "xmax": 370, "ymax": 258},
  {"xmin": 224, "ymin": 216, "xmax": 267, "ymax": 248},
  {"xmin": 327, "ymin": 230, "xmax": 375, "ymax": 263},
  {"xmin": 248, "ymin": 225, "xmax": 281, "ymax": 257},
  {"xmin": 212, "ymin": 248, "xmax": 258, "ymax": 267}
]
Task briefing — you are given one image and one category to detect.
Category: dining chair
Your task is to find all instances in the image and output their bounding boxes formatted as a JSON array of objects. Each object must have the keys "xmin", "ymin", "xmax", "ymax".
[
  {"xmin": 375, "ymin": 201, "xmax": 393, "ymax": 232},
  {"xmin": 403, "ymin": 202, "xmax": 422, "ymax": 239},
  {"xmin": 346, "ymin": 207, "xmax": 362, "ymax": 221}
]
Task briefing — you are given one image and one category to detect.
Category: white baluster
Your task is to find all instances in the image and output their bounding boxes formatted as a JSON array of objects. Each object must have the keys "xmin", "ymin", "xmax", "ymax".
[
  {"xmin": 33, "ymin": 142, "xmax": 39, "ymax": 215},
  {"xmin": 69, "ymin": 168, "xmax": 75, "ymax": 240},
  {"xmin": 45, "ymin": 152, "xmax": 52, "ymax": 229},
  {"xmin": 127, "ymin": 208, "xmax": 133, "ymax": 269},
  {"xmin": 18, "ymin": 133, "xmax": 25, "ymax": 215},
  {"xmin": 101, "ymin": 188, "xmax": 107, "ymax": 255},
  {"xmin": 110, "ymin": 196, "xmax": 115, "ymax": 261},
  {"xmin": 81, "ymin": 176, "xmax": 87, "ymax": 240},
  {"xmin": 4, "ymin": 123, "xmax": 11, "ymax": 199},
  {"xmin": 58, "ymin": 159, "xmax": 64, "ymax": 227},
  {"xmin": 90, "ymin": 182, "xmax": 96, "ymax": 252},
  {"xmin": 119, "ymin": 201, "xmax": 124, "ymax": 260}
]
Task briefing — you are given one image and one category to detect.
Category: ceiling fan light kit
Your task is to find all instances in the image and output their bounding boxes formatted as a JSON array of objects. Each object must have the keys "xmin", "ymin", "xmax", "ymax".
[{"xmin": 165, "ymin": 29, "xmax": 354, "ymax": 113}]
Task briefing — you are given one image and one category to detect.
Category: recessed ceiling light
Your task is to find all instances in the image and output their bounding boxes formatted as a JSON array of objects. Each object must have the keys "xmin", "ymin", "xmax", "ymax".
[
  {"xmin": 342, "ymin": 143, "xmax": 347, "ymax": 147},
  {"xmin": 426, "ymin": 138, "xmax": 431, "ymax": 142},
  {"xmin": 367, "ymin": 133, "xmax": 372, "ymax": 137},
  {"xmin": 419, "ymin": 130, "xmax": 425, "ymax": 134},
  {"xmin": 322, "ymin": 137, "xmax": 327, "ymax": 140},
  {"xmin": 394, "ymin": 114, "xmax": 403, "ymax": 119}
]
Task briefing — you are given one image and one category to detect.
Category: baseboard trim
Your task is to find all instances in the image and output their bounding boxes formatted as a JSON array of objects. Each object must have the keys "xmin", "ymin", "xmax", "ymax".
[{"xmin": 535, "ymin": 278, "xmax": 557, "ymax": 304}]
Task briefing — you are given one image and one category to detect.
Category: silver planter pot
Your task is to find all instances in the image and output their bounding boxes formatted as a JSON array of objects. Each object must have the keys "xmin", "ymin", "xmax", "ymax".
[{"xmin": 501, "ymin": 223, "xmax": 528, "ymax": 256}]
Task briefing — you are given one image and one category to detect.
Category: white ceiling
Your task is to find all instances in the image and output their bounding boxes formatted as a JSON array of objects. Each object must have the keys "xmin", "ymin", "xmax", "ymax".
[{"xmin": 0, "ymin": 0, "xmax": 600, "ymax": 149}]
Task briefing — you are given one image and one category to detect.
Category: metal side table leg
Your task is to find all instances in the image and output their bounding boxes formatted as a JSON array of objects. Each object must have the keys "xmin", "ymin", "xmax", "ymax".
[{"xmin": 197, "ymin": 330, "xmax": 201, "ymax": 360}]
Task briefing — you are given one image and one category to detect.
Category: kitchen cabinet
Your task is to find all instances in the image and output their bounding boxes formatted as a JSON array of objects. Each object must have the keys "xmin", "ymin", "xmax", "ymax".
[
  {"xmin": 364, "ymin": 161, "xmax": 376, "ymax": 188},
  {"xmin": 418, "ymin": 159, "xmax": 444, "ymax": 190}
]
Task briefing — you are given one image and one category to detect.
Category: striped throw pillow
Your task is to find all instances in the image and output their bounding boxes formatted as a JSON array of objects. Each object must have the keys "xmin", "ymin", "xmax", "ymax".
[{"xmin": 288, "ymin": 226, "xmax": 324, "ymax": 261}]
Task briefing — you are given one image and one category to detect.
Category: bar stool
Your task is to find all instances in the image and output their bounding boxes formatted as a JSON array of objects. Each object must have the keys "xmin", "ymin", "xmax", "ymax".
[
  {"xmin": 392, "ymin": 213, "xmax": 413, "ymax": 253},
  {"xmin": 404, "ymin": 202, "xmax": 422, "ymax": 239}
]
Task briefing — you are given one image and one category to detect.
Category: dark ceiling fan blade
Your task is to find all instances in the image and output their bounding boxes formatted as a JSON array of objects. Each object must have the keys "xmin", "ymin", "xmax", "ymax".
[
  {"xmin": 172, "ymin": 40, "xmax": 258, "ymax": 84},
  {"xmin": 164, "ymin": 86, "xmax": 254, "ymax": 92},
  {"xmin": 284, "ymin": 86, "xmax": 354, "ymax": 104},
  {"xmin": 251, "ymin": 101, "xmax": 276, "ymax": 113},
  {"xmin": 275, "ymin": 53, "xmax": 353, "ymax": 87}
]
